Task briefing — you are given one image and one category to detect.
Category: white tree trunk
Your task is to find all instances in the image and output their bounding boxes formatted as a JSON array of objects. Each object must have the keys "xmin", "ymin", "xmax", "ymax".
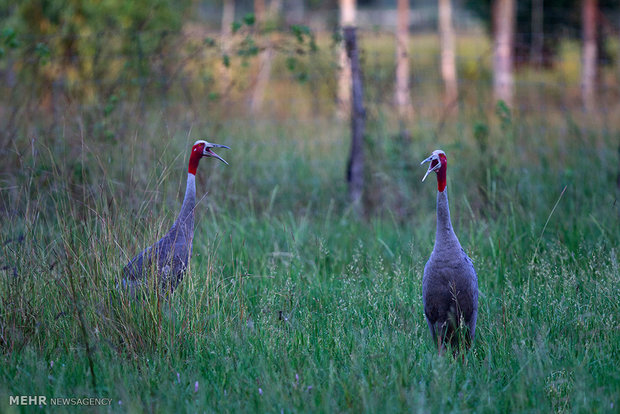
[
  {"xmin": 493, "ymin": 0, "xmax": 515, "ymax": 107},
  {"xmin": 438, "ymin": 0, "xmax": 458, "ymax": 110},
  {"xmin": 394, "ymin": 0, "xmax": 413, "ymax": 118},
  {"xmin": 581, "ymin": 0, "xmax": 597, "ymax": 112},
  {"xmin": 337, "ymin": 0, "xmax": 356, "ymax": 119}
]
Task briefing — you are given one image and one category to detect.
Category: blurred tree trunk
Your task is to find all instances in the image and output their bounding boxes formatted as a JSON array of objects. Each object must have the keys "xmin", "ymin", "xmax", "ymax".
[
  {"xmin": 268, "ymin": 0, "xmax": 282, "ymax": 20},
  {"xmin": 438, "ymin": 0, "xmax": 458, "ymax": 111},
  {"xmin": 287, "ymin": 0, "xmax": 305, "ymax": 22},
  {"xmin": 254, "ymin": 0, "xmax": 265, "ymax": 24},
  {"xmin": 581, "ymin": 0, "xmax": 598, "ymax": 112},
  {"xmin": 337, "ymin": 0, "xmax": 356, "ymax": 119},
  {"xmin": 493, "ymin": 0, "xmax": 515, "ymax": 107},
  {"xmin": 344, "ymin": 27, "xmax": 365, "ymax": 216},
  {"xmin": 530, "ymin": 0, "xmax": 543, "ymax": 67},
  {"xmin": 220, "ymin": 0, "xmax": 235, "ymax": 95},
  {"xmin": 251, "ymin": 0, "xmax": 279, "ymax": 113},
  {"xmin": 394, "ymin": 0, "xmax": 413, "ymax": 119}
]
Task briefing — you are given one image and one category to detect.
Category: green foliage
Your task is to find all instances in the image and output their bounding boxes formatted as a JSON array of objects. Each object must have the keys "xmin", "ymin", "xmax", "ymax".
[
  {"xmin": 103, "ymin": 94, "xmax": 118, "ymax": 117},
  {"xmin": 237, "ymin": 36, "xmax": 259, "ymax": 58},
  {"xmin": 291, "ymin": 24, "xmax": 311, "ymax": 43},
  {"xmin": 0, "ymin": 0, "xmax": 320, "ymax": 105},
  {"xmin": 296, "ymin": 71, "xmax": 308, "ymax": 83},
  {"xmin": 4, "ymin": 0, "xmax": 190, "ymax": 98},
  {"xmin": 1, "ymin": 27, "xmax": 18, "ymax": 50},
  {"xmin": 473, "ymin": 121, "xmax": 489, "ymax": 153},
  {"xmin": 222, "ymin": 53, "xmax": 230, "ymax": 68},
  {"xmin": 495, "ymin": 100, "xmax": 512, "ymax": 132},
  {"xmin": 33, "ymin": 42, "xmax": 50, "ymax": 63},
  {"xmin": 0, "ymin": 21, "xmax": 618, "ymax": 412},
  {"xmin": 1, "ymin": 103, "xmax": 618, "ymax": 411},
  {"xmin": 286, "ymin": 56, "xmax": 297, "ymax": 71},
  {"xmin": 243, "ymin": 12, "xmax": 256, "ymax": 27},
  {"xmin": 204, "ymin": 37, "xmax": 216, "ymax": 47},
  {"xmin": 291, "ymin": 24, "xmax": 318, "ymax": 53}
]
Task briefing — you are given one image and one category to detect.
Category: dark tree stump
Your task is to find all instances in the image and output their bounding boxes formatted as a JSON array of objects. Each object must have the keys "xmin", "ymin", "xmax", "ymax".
[{"xmin": 344, "ymin": 26, "xmax": 365, "ymax": 216}]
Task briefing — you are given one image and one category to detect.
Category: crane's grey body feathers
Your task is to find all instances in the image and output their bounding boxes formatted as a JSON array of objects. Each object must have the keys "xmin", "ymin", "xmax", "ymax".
[
  {"xmin": 120, "ymin": 140, "xmax": 229, "ymax": 297},
  {"xmin": 122, "ymin": 174, "xmax": 196, "ymax": 295},
  {"xmin": 423, "ymin": 190, "xmax": 478, "ymax": 349}
]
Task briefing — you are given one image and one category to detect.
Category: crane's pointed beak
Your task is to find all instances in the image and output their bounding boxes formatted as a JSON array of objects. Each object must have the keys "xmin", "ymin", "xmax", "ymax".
[
  {"xmin": 204, "ymin": 143, "xmax": 230, "ymax": 165},
  {"xmin": 420, "ymin": 155, "xmax": 440, "ymax": 182}
]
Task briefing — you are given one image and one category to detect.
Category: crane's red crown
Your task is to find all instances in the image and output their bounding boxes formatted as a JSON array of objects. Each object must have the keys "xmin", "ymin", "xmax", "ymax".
[
  {"xmin": 188, "ymin": 140, "xmax": 230, "ymax": 175},
  {"xmin": 421, "ymin": 149, "xmax": 447, "ymax": 192}
]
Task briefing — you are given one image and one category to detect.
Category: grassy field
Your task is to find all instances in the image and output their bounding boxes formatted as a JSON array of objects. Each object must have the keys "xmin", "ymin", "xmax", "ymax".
[{"xmin": 1, "ymin": 32, "xmax": 620, "ymax": 412}]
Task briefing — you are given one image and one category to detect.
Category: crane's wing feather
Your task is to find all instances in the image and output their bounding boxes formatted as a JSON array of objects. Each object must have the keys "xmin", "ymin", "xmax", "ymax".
[
  {"xmin": 121, "ymin": 229, "xmax": 191, "ymax": 294},
  {"xmin": 422, "ymin": 247, "xmax": 479, "ymax": 346}
]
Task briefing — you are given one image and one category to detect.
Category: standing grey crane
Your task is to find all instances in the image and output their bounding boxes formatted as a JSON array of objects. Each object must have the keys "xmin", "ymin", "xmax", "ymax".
[
  {"xmin": 121, "ymin": 140, "xmax": 229, "ymax": 295},
  {"xmin": 420, "ymin": 150, "xmax": 478, "ymax": 351}
]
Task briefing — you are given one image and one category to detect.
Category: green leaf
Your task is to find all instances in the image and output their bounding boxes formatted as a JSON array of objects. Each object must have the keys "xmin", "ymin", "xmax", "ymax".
[
  {"xmin": 104, "ymin": 94, "xmax": 118, "ymax": 116},
  {"xmin": 309, "ymin": 37, "xmax": 318, "ymax": 52},
  {"xmin": 290, "ymin": 24, "xmax": 311, "ymax": 43},
  {"xmin": 35, "ymin": 43, "xmax": 50, "ymax": 64},
  {"xmin": 237, "ymin": 36, "xmax": 259, "ymax": 57},
  {"xmin": 243, "ymin": 13, "xmax": 255, "ymax": 26},
  {"xmin": 296, "ymin": 72, "xmax": 308, "ymax": 83},
  {"xmin": 222, "ymin": 54, "xmax": 230, "ymax": 68},
  {"xmin": 331, "ymin": 30, "xmax": 342, "ymax": 44},
  {"xmin": 204, "ymin": 37, "xmax": 216, "ymax": 47},
  {"xmin": 473, "ymin": 121, "xmax": 489, "ymax": 152},
  {"xmin": 232, "ymin": 21, "xmax": 242, "ymax": 33},
  {"xmin": 495, "ymin": 100, "xmax": 512, "ymax": 130},
  {"xmin": 286, "ymin": 57, "xmax": 296, "ymax": 71},
  {"xmin": 2, "ymin": 28, "xmax": 19, "ymax": 49}
]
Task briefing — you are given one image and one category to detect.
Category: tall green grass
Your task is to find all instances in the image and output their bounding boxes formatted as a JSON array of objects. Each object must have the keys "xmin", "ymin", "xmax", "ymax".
[{"xmin": 1, "ymin": 94, "xmax": 618, "ymax": 412}]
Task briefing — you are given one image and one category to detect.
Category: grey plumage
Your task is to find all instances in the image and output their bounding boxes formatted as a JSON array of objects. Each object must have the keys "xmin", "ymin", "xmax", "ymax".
[
  {"xmin": 122, "ymin": 174, "xmax": 196, "ymax": 295},
  {"xmin": 421, "ymin": 150, "xmax": 478, "ymax": 351},
  {"xmin": 121, "ymin": 140, "xmax": 228, "ymax": 296}
]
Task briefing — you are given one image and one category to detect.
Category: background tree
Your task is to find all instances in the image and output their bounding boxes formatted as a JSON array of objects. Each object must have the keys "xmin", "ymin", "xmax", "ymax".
[
  {"xmin": 465, "ymin": 0, "xmax": 619, "ymax": 67},
  {"xmin": 530, "ymin": 0, "xmax": 544, "ymax": 67},
  {"xmin": 394, "ymin": 0, "xmax": 413, "ymax": 119},
  {"xmin": 220, "ymin": 0, "xmax": 235, "ymax": 94},
  {"xmin": 14, "ymin": 0, "xmax": 190, "ymax": 104},
  {"xmin": 250, "ymin": 0, "xmax": 282, "ymax": 113},
  {"xmin": 254, "ymin": 0, "xmax": 265, "ymax": 23},
  {"xmin": 344, "ymin": 27, "xmax": 365, "ymax": 215},
  {"xmin": 438, "ymin": 0, "xmax": 458, "ymax": 110},
  {"xmin": 493, "ymin": 0, "xmax": 515, "ymax": 106},
  {"xmin": 337, "ymin": 0, "xmax": 356, "ymax": 119},
  {"xmin": 581, "ymin": 0, "xmax": 598, "ymax": 112}
]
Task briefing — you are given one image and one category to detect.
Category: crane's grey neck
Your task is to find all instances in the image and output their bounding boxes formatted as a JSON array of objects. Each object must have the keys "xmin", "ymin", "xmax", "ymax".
[
  {"xmin": 435, "ymin": 189, "xmax": 460, "ymax": 250},
  {"xmin": 176, "ymin": 173, "xmax": 196, "ymax": 231}
]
